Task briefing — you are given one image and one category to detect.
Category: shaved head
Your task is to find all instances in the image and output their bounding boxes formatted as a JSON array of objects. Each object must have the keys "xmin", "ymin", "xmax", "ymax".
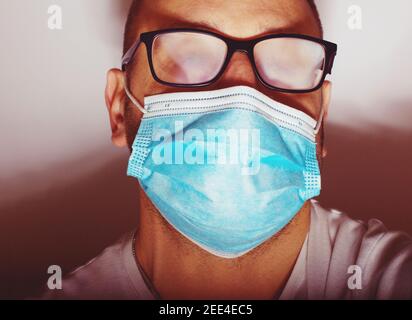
[{"xmin": 123, "ymin": 0, "xmax": 323, "ymax": 55}]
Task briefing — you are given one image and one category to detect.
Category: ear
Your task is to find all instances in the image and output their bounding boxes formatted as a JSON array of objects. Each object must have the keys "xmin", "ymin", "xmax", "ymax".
[
  {"xmin": 320, "ymin": 80, "xmax": 332, "ymax": 158},
  {"xmin": 105, "ymin": 68, "xmax": 128, "ymax": 147}
]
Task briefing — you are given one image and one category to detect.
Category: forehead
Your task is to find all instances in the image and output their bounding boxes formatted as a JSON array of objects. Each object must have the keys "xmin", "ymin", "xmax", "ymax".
[{"xmin": 138, "ymin": 0, "xmax": 320, "ymax": 39}]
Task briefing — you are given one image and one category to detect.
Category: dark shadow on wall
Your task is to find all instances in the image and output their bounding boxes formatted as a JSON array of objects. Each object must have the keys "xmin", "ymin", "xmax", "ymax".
[
  {"xmin": 0, "ymin": 124, "xmax": 412, "ymax": 299},
  {"xmin": 320, "ymin": 122, "xmax": 412, "ymax": 234},
  {"xmin": 0, "ymin": 152, "xmax": 139, "ymax": 299}
]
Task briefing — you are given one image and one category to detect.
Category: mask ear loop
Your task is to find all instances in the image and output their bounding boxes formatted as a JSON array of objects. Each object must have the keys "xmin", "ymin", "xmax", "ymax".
[
  {"xmin": 123, "ymin": 73, "xmax": 147, "ymax": 114},
  {"xmin": 314, "ymin": 104, "xmax": 325, "ymax": 136}
]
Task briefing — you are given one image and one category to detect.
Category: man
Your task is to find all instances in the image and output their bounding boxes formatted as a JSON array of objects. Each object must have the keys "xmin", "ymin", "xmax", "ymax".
[{"xmin": 41, "ymin": 0, "xmax": 412, "ymax": 299}]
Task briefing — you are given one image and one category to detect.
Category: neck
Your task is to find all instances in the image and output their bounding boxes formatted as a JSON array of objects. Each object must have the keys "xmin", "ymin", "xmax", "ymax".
[{"xmin": 134, "ymin": 186, "xmax": 310, "ymax": 300}]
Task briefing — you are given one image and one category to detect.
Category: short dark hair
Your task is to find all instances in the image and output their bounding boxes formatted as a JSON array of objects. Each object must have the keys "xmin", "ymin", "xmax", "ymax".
[{"xmin": 123, "ymin": 0, "xmax": 323, "ymax": 55}]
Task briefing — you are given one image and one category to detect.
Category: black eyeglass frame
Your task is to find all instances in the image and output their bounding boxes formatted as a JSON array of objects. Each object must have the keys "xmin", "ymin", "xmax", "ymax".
[{"xmin": 122, "ymin": 28, "xmax": 337, "ymax": 94}]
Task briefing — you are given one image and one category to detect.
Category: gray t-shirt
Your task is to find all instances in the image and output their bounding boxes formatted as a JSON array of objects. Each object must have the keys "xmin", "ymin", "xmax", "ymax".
[{"xmin": 39, "ymin": 200, "xmax": 412, "ymax": 300}]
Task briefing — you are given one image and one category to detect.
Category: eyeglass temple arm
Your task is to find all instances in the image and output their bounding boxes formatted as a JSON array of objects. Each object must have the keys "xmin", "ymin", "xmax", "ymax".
[
  {"xmin": 327, "ymin": 48, "xmax": 337, "ymax": 74},
  {"xmin": 121, "ymin": 37, "xmax": 148, "ymax": 114},
  {"xmin": 122, "ymin": 37, "xmax": 141, "ymax": 71}
]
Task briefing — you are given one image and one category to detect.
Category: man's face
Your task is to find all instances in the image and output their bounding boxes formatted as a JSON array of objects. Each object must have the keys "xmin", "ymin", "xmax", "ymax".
[{"xmin": 107, "ymin": 0, "xmax": 330, "ymax": 161}]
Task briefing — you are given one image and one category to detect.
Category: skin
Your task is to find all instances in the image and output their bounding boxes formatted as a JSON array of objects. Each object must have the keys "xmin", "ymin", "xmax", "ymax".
[{"xmin": 105, "ymin": 0, "xmax": 331, "ymax": 299}]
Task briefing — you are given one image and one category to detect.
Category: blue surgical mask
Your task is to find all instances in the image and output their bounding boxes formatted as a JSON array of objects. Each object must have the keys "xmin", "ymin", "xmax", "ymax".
[{"xmin": 127, "ymin": 85, "xmax": 322, "ymax": 258}]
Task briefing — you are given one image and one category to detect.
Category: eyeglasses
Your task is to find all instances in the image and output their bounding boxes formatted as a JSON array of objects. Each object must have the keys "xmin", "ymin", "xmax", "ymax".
[{"xmin": 122, "ymin": 28, "xmax": 337, "ymax": 94}]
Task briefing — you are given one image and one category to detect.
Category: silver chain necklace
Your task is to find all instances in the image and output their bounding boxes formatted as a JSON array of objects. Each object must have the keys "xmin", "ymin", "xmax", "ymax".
[{"xmin": 131, "ymin": 230, "xmax": 161, "ymax": 299}]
